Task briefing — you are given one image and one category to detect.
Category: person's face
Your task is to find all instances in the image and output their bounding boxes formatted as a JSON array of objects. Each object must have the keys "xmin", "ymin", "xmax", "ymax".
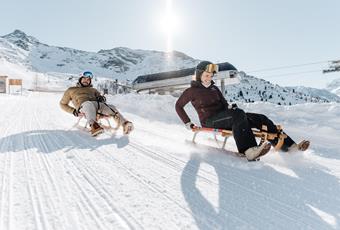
[
  {"xmin": 201, "ymin": 71, "xmax": 213, "ymax": 84},
  {"xmin": 80, "ymin": 77, "xmax": 91, "ymax": 86}
]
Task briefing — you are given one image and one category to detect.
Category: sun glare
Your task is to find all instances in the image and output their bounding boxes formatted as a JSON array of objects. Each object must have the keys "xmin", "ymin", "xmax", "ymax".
[{"xmin": 160, "ymin": 0, "xmax": 179, "ymax": 53}]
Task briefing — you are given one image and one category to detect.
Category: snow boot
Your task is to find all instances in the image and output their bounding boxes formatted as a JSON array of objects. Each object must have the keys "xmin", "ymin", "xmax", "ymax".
[
  {"xmin": 244, "ymin": 142, "xmax": 271, "ymax": 161},
  {"xmin": 90, "ymin": 121, "xmax": 104, "ymax": 136},
  {"xmin": 122, "ymin": 121, "xmax": 134, "ymax": 135},
  {"xmin": 288, "ymin": 140, "xmax": 310, "ymax": 152}
]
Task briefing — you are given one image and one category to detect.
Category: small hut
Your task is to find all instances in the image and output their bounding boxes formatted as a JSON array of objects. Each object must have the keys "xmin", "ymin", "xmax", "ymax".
[{"xmin": 0, "ymin": 76, "xmax": 8, "ymax": 93}]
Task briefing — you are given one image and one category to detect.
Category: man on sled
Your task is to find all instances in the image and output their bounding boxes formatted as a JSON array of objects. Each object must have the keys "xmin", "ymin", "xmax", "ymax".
[{"xmin": 60, "ymin": 71, "xmax": 133, "ymax": 136}]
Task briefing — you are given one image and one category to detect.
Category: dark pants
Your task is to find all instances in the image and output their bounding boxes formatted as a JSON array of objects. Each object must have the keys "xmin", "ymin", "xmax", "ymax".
[{"xmin": 202, "ymin": 109, "xmax": 295, "ymax": 153}]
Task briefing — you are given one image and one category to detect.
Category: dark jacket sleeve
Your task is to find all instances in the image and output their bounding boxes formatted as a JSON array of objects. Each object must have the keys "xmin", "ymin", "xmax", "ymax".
[
  {"xmin": 215, "ymin": 86, "xmax": 229, "ymax": 109},
  {"xmin": 175, "ymin": 88, "xmax": 193, "ymax": 124}
]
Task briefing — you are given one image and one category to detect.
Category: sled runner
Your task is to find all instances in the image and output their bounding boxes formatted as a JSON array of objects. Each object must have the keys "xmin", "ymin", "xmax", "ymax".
[
  {"xmin": 74, "ymin": 112, "xmax": 120, "ymax": 134},
  {"xmin": 192, "ymin": 125, "xmax": 287, "ymax": 151},
  {"xmin": 74, "ymin": 112, "xmax": 134, "ymax": 136}
]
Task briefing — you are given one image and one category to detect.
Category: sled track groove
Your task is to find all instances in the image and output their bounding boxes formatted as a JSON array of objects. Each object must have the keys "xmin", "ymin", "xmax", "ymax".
[
  {"xmin": 0, "ymin": 152, "xmax": 12, "ymax": 230},
  {"xmin": 66, "ymin": 161, "xmax": 117, "ymax": 230},
  {"xmin": 125, "ymin": 141, "xmax": 254, "ymax": 228},
  {"xmin": 32, "ymin": 105, "xmax": 135, "ymax": 230},
  {"xmin": 98, "ymin": 146, "xmax": 192, "ymax": 214},
  {"xmin": 23, "ymin": 149, "xmax": 50, "ymax": 230},
  {"xmin": 92, "ymin": 142, "xmax": 222, "ymax": 229},
  {"xmin": 34, "ymin": 130, "xmax": 105, "ymax": 229},
  {"xmin": 66, "ymin": 152, "xmax": 139, "ymax": 230},
  {"xmin": 43, "ymin": 132, "xmax": 138, "ymax": 229},
  {"xmin": 126, "ymin": 140, "xmax": 326, "ymax": 229},
  {"xmin": 29, "ymin": 99, "xmax": 71, "ymax": 229}
]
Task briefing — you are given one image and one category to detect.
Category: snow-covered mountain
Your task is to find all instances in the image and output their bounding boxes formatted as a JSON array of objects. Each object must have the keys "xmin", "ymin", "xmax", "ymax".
[
  {"xmin": 326, "ymin": 78, "xmax": 340, "ymax": 96},
  {"xmin": 0, "ymin": 30, "xmax": 199, "ymax": 81},
  {"xmin": 224, "ymin": 75, "xmax": 340, "ymax": 105},
  {"xmin": 0, "ymin": 29, "xmax": 339, "ymax": 104}
]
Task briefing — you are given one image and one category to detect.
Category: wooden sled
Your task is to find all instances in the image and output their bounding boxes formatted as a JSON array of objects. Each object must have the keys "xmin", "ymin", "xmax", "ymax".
[
  {"xmin": 74, "ymin": 112, "xmax": 120, "ymax": 132},
  {"xmin": 192, "ymin": 125, "xmax": 287, "ymax": 151}
]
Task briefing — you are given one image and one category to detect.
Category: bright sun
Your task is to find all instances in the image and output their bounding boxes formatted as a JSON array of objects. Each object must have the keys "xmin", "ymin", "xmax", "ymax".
[{"xmin": 160, "ymin": 0, "xmax": 179, "ymax": 52}]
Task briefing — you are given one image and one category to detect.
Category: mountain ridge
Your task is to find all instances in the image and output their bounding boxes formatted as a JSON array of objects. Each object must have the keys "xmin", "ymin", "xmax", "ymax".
[{"xmin": 0, "ymin": 29, "xmax": 339, "ymax": 104}]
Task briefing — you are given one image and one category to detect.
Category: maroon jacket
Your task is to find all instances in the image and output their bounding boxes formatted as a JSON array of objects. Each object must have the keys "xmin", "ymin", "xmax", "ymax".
[{"xmin": 175, "ymin": 81, "xmax": 229, "ymax": 125}]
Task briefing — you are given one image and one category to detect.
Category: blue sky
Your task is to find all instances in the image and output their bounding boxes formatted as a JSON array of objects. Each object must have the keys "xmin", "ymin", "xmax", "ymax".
[{"xmin": 0, "ymin": 0, "xmax": 339, "ymax": 88}]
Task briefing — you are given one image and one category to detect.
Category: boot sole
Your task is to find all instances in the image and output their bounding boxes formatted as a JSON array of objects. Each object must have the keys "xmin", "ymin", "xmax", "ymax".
[
  {"xmin": 298, "ymin": 140, "xmax": 310, "ymax": 151},
  {"xmin": 248, "ymin": 142, "xmax": 271, "ymax": 161},
  {"xmin": 259, "ymin": 142, "xmax": 271, "ymax": 157},
  {"xmin": 123, "ymin": 122, "xmax": 133, "ymax": 135},
  {"xmin": 91, "ymin": 129, "xmax": 104, "ymax": 137}
]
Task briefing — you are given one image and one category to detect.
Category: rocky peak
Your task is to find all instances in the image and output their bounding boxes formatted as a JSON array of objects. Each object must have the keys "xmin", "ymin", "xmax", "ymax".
[{"xmin": 2, "ymin": 29, "xmax": 40, "ymax": 51}]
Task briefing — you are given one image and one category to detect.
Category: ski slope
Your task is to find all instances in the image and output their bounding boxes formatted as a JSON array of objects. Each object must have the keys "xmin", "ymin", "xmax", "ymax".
[{"xmin": 0, "ymin": 92, "xmax": 339, "ymax": 230}]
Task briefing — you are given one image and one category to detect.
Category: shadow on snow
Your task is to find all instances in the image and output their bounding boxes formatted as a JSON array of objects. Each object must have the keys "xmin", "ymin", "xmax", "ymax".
[
  {"xmin": 0, "ymin": 129, "xmax": 129, "ymax": 154},
  {"xmin": 181, "ymin": 152, "xmax": 340, "ymax": 230}
]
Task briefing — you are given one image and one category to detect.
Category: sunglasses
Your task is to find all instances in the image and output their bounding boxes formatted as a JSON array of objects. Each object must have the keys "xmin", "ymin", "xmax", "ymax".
[
  {"xmin": 205, "ymin": 64, "xmax": 219, "ymax": 73},
  {"xmin": 82, "ymin": 71, "xmax": 93, "ymax": 78}
]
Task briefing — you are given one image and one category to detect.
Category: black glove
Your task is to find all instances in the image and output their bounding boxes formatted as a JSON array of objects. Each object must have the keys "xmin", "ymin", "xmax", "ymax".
[
  {"xmin": 96, "ymin": 95, "xmax": 106, "ymax": 103},
  {"xmin": 228, "ymin": 103, "xmax": 238, "ymax": 110},
  {"xmin": 73, "ymin": 108, "xmax": 79, "ymax": 117},
  {"xmin": 185, "ymin": 122, "xmax": 197, "ymax": 130}
]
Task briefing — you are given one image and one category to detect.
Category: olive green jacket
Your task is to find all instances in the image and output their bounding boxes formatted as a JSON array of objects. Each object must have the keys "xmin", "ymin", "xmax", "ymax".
[{"xmin": 60, "ymin": 85, "xmax": 101, "ymax": 114}]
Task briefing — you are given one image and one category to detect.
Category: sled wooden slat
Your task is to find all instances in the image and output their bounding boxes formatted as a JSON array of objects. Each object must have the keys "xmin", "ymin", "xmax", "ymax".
[
  {"xmin": 74, "ymin": 112, "xmax": 120, "ymax": 132},
  {"xmin": 192, "ymin": 125, "xmax": 287, "ymax": 151}
]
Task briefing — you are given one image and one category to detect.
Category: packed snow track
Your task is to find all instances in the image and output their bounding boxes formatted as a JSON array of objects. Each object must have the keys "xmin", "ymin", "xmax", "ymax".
[{"xmin": 0, "ymin": 92, "xmax": 339, "ymax": 230}]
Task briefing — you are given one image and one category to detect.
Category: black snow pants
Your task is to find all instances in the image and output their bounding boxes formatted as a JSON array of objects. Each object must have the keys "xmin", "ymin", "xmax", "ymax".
[{"xmin": 202, "ymin": 108, "xmax": 295, "ymax": 153}]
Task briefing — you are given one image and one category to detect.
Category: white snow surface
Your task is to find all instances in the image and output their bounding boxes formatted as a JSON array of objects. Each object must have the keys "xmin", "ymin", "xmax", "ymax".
[
  {"xmin": 327, "ymin": 78, "xmax": 340, "ymax": 97},
  {"xmin": 0, "ymin": 92, "xmax": 340, "ymax": 230}
]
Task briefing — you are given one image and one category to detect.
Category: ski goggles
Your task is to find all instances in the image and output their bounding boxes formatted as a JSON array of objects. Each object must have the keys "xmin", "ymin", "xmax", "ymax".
[
  {"xmin": 205, "ymin": 64, "xmax": 219, "ymax": 73},
  {"xmin": 82, "ymin": 71, "xmax": 93, "ymax": 78}
]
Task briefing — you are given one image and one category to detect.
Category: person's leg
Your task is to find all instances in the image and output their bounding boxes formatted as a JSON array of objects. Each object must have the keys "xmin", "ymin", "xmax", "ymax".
[
  {"xmin": 231, "ymin": 109, "xmax": 259, "ymax": 153},
  {"xmin": 79, "ymin": 101, "xmax": 98, "ymax": 125},
  {"xmin": 246, "ymin": 112, "xmax": 295, "ymax": 151},
  {"xmin": 203, "ymin": 110, "xmax": 232, "ymax": 129},
  {"xmin": 204, "ymin": 109, "xmax": 258, "ymax": 153},
  {"xmin": 98, "ymin": 103, "xmax": 126, "ymax": 126},
  {"xmin": 79, "ymin": 101, "xmax": 104, "ymax": 136},
  {"xmin": 98, "ymin": 103, "xmax": 133, "ymax": 134}
]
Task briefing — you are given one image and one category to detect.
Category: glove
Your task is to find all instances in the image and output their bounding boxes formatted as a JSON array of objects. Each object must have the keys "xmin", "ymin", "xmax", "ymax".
[
  {"xmin": 72, "ymin": 108, "xmax": 79, "ymax": 117},
  {"xmin": 185, "ymin": 122, "xmax": 197, "ymax": 130},
  {"xmin": 228, "ymin": 103, "xmax": 238, "ymax": 110},
  {"xmin": 96, "ymin": 95, "xmax": 106, "ymax": 103}
]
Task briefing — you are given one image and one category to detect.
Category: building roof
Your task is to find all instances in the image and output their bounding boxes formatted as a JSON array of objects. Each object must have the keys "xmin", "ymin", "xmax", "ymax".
[{"xmin": 133, "ymin": 62, "xmax": 237, "ymax": 84}]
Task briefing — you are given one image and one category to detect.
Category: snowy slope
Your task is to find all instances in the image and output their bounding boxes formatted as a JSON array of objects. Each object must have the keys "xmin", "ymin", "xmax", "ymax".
[
  {"xmin": 0, "ymin": 92, "xmax": 339, "ymax": 230},
  {"xmin": 224, "ymin": 75, "xmax": 340, "ymax": 105},
  {"xmin": 326, "ymin": 78, "xmax": 340, "ymax": 96}
]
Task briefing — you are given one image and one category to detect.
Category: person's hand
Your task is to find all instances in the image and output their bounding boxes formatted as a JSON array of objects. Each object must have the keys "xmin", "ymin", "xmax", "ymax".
[
  {"xmin": 228, "ymin": 103, "xmax": 238, "ymax": 110},
  {"xmin": 73, "ymin": 108, "xmax": 79, "ymax": 117},
  {"xmin": 96, "ymin": 95, "xmax": 106, "ymax": 103},
  {"xmin": 185, "ymin": 122, "xmax": 197, "ymax": 130}
]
